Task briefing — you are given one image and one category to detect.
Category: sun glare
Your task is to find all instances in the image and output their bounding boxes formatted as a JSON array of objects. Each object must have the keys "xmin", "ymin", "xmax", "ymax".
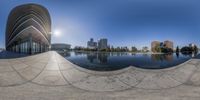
[{"xmin": 54, "ymin": 29, "xmax": 61, "ymax": 37}]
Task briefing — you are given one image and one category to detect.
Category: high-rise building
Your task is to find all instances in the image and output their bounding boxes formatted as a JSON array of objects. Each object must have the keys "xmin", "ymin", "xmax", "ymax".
[
  {"xmin": 151, "ymin": 40, "xmax": 173, "ymax": 53},
  {"xmin": 5, "ymin": 3, "xmax": 51, "ymax": 54},
  {"xmin": 189, "ymin": 43, "xmax": 198, "ymax": 54},
  {"xmin": 87, "ymin": 38, "xmax": 97, "ymax": 49},
  {"xmin": 151, "ymin": 41, "xmax": 160, "ymax": 52},
  {"xmin": 189, "ymin": 43, "xmax": 196, "ymax": 48},
  {"xmin": 98, "ymin": 38, "xmax": 108, "ymax": 50},
  {"xmin": 164, "ymin": 40, "xmax": 173, "ymax": 50}
]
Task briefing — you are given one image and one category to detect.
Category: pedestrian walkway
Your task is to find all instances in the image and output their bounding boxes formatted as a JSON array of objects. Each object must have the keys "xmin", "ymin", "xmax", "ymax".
[{"xmin": 0, "ymin": 51, "xmax": 200, "ymax": 100}]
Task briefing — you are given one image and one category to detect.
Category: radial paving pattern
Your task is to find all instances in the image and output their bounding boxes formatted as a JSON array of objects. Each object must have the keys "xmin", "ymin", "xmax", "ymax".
[{"xmin": 0, "ymin": 51, "xmax": 200, "ymax": 92}]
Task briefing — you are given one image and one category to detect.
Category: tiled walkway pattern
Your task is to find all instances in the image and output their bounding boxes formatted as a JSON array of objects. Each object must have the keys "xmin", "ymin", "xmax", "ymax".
[{"xmin": 0, "ymin": 51, "xmax": 200, "ymax": 92}]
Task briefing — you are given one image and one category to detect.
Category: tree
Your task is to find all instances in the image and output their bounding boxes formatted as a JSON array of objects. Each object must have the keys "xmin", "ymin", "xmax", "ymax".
[
  {"xmin": 111, "ymin": 46, "xmax": 114, "ymax": 52},
  {"xmin": 142, "ymin": 46, "xmax": 149, "ymax": 52},
  {"xmin": 116, "ymin": 47, "xmax": 121, "ymax": 52},
  {"xmin": 194, "ymin": 45, "xmax": 198, "ymax": 53},
  {"xmin": 155, "ymin": 45, "xmax": 161, "ymax": 52},
  {"xmin": 161, "ymin": 47, "xmax": 173, "ymax": 53},
  {"xmin": 131, "ymin": 46, "xmax": 137, "ymax": 52},
  {"xmin": 176, "ymin": 46, "xmax": 179, "ymax": 53},
  {"xmin": 180, "ymin": 46, "xmax": 192, "ymax": 54}
]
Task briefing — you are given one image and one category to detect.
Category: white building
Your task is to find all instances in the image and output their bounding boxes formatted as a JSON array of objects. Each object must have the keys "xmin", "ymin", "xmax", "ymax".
[
  {"xmin": 51, "ymin": 43, "xmax": 71, "ymax": 52},
  {"xmin": 87, "ymin": 38, "xmax": 97, "ymax": 49},
  {"xmin": 189, "ymin": 43, "xmax": 196, "ymax": 48},
  {"xmin": 98, "ymin": 38, "xmax": 108, "ymax": 50}
]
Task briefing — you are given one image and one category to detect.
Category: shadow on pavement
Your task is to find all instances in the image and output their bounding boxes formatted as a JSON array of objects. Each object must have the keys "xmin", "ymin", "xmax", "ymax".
[{"xmin": 0, "ymin": 50, "xmax": 29, "ymax": 59}]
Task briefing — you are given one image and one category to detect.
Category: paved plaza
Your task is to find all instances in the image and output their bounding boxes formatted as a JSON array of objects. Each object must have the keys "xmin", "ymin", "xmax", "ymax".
[{"xmin": 0, "ymin": 51, "xmax": 200, "ymax": 100}]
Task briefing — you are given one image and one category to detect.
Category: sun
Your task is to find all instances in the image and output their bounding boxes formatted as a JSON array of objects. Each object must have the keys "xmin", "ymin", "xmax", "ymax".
[{"xmin": 53, "ymin": 29, "xmax": 61, "ymax": 37}]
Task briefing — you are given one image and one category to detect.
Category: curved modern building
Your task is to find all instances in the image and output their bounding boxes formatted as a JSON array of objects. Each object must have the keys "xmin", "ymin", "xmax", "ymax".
[
  {"xmin": 5, "ymin": 3, "xmax": 51, "ymax": 54},
  {"xmin": 51, "ymin": 43, "xmax": 71, "ymax": 51}
]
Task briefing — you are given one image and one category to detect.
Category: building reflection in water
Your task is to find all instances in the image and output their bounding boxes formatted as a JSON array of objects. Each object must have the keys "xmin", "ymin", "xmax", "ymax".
[
  {"xmin": 131, "ymin": 53, "xmax": 136, "ymax": 56},
  {"xmin": 86, "ymin": 52, "xmax": 134, "ymax": 64},
  {"xmin": 151, "ymin": 54, "xmax": 173, "ymax": 62},
  {"xmin": 98, "ymin": 53, "xmax": 108, "ymax": 63},
  {"xmin": 62, "ymin": 51, "xmax": 197, "ymax": 71},
  {"xmin": 59, "ymin": 52, "xmax": 71, "ymax": 57},
  {"xmin": 176, "ymin": 53, "xmax": 179, "ymax": 58},
  {"xmin": 70, "ymin": 51, "xmax": 197, "ymax": 65},
  {"xmin": 142, "ymin": 53, "xmax": 148, "ymax": 57},
  {"xmin": 86, "ymin": 52, "xmax": 193, "ymax": 63},
  {"xmin": 181, "ymin": 52, "xmax": 198, "ymax": 58},
  {"xmin": 191, "ymin": 52, "xmax": 198, "ymax": 57},
  {"xmin": 74, "ymin": 51, "xmax": 84, "ymax": 56},
  {"xmin": 87, "ymin": 52, "xmax": 109, "ymax": 63},
  {"xmin": 87, "ymin": 52, "xmax": 97, "ymax": 63}
]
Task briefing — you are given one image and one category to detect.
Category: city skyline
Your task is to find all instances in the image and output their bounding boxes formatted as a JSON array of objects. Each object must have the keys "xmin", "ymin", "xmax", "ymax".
[
  {"xmin": 84, "ymin": 38, "xmax": 196, "ymax": 50},
  {"xmin": 0, "ymin": 0, "xmax": 200, "ymax": 49}
]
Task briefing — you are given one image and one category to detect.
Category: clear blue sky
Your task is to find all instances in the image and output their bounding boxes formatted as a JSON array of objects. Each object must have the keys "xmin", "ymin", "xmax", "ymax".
[{"xmin": 0, "ymin": 0, "xmax": 200, "ymax": 49}]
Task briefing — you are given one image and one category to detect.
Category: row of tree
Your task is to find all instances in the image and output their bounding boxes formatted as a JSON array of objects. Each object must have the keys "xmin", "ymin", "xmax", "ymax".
[
  {"xmin": 74, "ymin": 46, "xmax": 130, "ymax": 52},
  {"xmin": 74, "ymin": 45, "xmax": 199, "ymax": 53},
  {"xmin": 152, "ymin": 46, "xmax": 199, "ymax": 54},
  {"xmin": 176, "ymin": 45, "xmax": 198, "ymax": 54},
  {"xmin": 74, "ymin": 46, "xmax": 148, "ymax": 52}
]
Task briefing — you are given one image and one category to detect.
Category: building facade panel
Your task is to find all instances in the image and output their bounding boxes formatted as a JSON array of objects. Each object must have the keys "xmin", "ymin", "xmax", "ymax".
[{"xmin": 5, "ymin": 3, "xmax": 51, "ymax": 54}]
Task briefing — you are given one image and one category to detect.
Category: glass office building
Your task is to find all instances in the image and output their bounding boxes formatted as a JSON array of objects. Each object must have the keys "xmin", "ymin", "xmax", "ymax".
[{"xmin": 5, "ymin": 3, "xmax": 51, "ymax": 54}]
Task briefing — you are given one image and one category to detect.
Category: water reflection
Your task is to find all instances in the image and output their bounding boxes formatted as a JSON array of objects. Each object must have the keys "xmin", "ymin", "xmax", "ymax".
[
  {"xmin": 59, "ymin": 52, "xmax": 71, "ymax": 57},
  {"xmin": 176, "ymin": 53, "xmax": 179, "ymax": 58},
  {"xmin": 85, "ymin": 52, "xmax": 195, "ymax": 63},
  {"xmin": 181, "ymin": 52, "xmax": 198, "ymax": 58},
  {"xmin": 97, "ymin": 53, "xmax": 108, "ymax": 63},
  {"xmin": 87, "ymin": 52, "xmax": 97, "ymax": 63},
  {"xmin": 151, "ymin": 54, "xmax": 173, "ymax": 62},
  {"xmin": 62, "ymin": 51, "xmax": 196, "ymax": 71}
]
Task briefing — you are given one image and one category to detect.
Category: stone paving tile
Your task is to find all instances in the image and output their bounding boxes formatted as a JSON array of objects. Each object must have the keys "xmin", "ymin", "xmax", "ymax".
[
  {"xmin": 17, "ymin": 66, "xmax": 43, "ymax": 81},
  {"xmin": 11, "ymin": 62, "xmax": 29, "ymax": 70},
  {"xmin": 0, "ymin": 71, "xmax": 25, "ymax": 86},
  {"xmin": 61, "ymin": 67, "xmax": 91, "ymax": 84},
  {"xmin": 114, "ymin": 69, "xmax": 141, "ymax": 87},
  {"xmin": 29, "ymin": 62, "xmax": 47, "ymax": 70},
  {"xmin": 71, "ymin": 75, "xmax": 132, "ymax": 91},
  {"xmin": 135, "ymin": 73, "xmax": 181, "ymax": 89},
  {"xmin": 45, "ymin": 62, "xmax": 60, "ymax": 71},
  {"xmin": 32, "ymin": 70, "xmax": 68, "ymax": 86},
  {"xmin": 188, "ymin": 72, "xmax": 200, "ymax": 86},
  {"xmin": 194, "ymin": 62, "xmax": 200, "ymax": 71},
  {"xmin": 166, "ymin": 63, "xmax": 197, "ymax": 83},
  {"xmin": 187, "ymin": 62, "xmax": 200, "ymax": 86},
  {"xmin": 188, "ymin": 59, "xmax": 200, "ymax": 65},
  {"xmin": 0, "ymin": 51, "xmax": 200, "ymax": 99},
  {"xmin": 58, "ymin": 62, "xmax": 74, "ymax": 70},
  {"xmin": 0, "ymin": 60, "xmax": 10, "ymax": 66},
  {"xmin": 0, "ymin": 65, "xmax": 14, "ymax": 72}
]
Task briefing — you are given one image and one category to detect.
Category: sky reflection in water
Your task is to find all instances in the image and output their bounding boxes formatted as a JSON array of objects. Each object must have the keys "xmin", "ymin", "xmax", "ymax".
[{"xmin": 62, "ymin": 51, "xmax": 196, "ymax": 71}]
